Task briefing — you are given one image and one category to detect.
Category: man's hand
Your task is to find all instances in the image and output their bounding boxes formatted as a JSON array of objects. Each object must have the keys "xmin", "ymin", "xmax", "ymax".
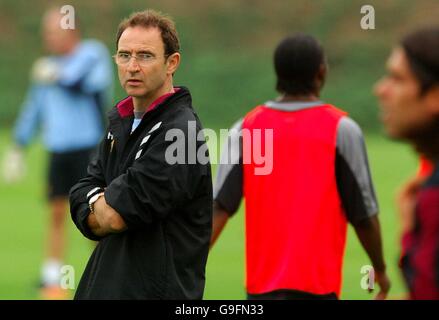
[
  {"xmin": 31, "ymin": 57, "xmax": 59, "ymax": 84},
  {"xmin": 92, "ymin": 195, "xmax": 127, "ymax": 234},
  {"xmin": 2, "ymin": 146, "xmax": 25, "ymax": 183},
  {"xmin": 87, "ymin": 212, "xmax": 108, "ymax": 238},
  {"xmin": 374, "ymin": 270, "xmax": 391, "ymax": 300}
]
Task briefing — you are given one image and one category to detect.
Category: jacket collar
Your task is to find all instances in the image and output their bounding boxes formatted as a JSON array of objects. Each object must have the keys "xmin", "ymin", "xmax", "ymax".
[
  {"xmin": 116, "ymin": 87, "xmax": 182, "ymax": 118},
  {"xmin": 107, "ymin": 86, "xmax": 191, "ymax": 135}
]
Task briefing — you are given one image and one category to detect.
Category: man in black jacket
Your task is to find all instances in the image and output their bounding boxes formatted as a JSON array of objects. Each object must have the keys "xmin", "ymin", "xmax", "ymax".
[{"xmin": 69, "ymin": 10, "xmax": 212, "ymax": 299}]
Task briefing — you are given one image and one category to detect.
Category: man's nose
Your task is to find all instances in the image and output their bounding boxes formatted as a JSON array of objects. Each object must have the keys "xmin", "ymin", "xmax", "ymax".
[
  {"xmin": 126, "ymin": 57, "xmax": 141, "ymax": 72},
  {"xmin": 373, "ymin": 78, "xmax": 387, "ymax": 98}
]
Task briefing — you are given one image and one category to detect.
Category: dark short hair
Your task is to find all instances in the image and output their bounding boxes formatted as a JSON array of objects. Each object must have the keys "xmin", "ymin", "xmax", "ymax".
[
  {"xmin": 401, "ymin": 27, "xmax": 439, "ymax": 161},
  {"xmin": 401, "ymin": 27, "xmax": 439, "ymax": 95},
  {"xmin": 116, "ymin": 10, "xmax": 180, "ymax": 56},
  {"xmin": 274, "ymin": 34, "xmax": 325, "ymax": 96}
]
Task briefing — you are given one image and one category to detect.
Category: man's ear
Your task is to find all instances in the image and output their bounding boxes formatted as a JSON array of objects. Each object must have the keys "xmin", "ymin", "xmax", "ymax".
[
  {"xmin": 424, "ymin": 85, "xmax": 439, "ymax": 115},
  {"xmin": 166, "ymin": 52, "xmax": 180, "ymax": 76},
  {"xmin": 316, "ymin": 63, "xmax": 327, "ymax": 89}
]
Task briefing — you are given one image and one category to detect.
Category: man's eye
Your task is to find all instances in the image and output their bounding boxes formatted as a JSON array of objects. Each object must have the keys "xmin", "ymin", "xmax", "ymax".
[
  {"xmin": 138, "ymin": 53, "xmax": 153, "ymax": 60},
  {"xmin": 389, "ymin": 73, "xmax": 402, "ymax": 82},
  {"xmin": 118, "ymin": 53, "xmax": 130, "ymax": 59}
]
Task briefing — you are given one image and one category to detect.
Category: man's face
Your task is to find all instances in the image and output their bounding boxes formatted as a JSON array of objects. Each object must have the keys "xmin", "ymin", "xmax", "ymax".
[
  {"xmin": 42, "ymin": 11, "xmax": 77, "ymax": 55},
  {"xmin": 116, "ymin": 26, "xmax": 178, "ymax": 100},
  {"xmin": 375, "ymin": 48, "xmax": 436, "ymax": 139}
]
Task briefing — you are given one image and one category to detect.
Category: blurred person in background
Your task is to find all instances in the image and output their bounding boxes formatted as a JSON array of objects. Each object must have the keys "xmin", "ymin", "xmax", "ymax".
[
  {"xmin": 1, "ymin": 7, "xmax": 113, "ymax": 299},
  {"xmin": 211, "ymin": 34, "xmax": 390, "ymax": 300},
  {"xmin": 375, "ymin": 27, "xmax": 439, "ymax": 299},
  {"xmin": 397, "ymin": 156, "xmax": 433, "ymax": 241}
]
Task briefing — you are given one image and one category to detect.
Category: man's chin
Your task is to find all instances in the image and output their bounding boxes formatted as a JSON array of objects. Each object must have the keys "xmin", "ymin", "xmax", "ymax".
[
  {"xmin": 384, "ymin": 126, "xmax": 431, "ymax": 144},
  {"xmin": 382, "ymin": 125, "xmax": 404, "ymax": 140},
  {"xmin": 125, "ymin": 88, "xmax": 147, "ymax": 97}
]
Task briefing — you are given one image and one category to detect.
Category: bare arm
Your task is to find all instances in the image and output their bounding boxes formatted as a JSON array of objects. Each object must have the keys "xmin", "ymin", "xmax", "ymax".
[
  {"xmin": 353, "ymin": 215, "xmax": 391, "ymax": 299},
  {"xmin": 210, "ymin": 119, "xmax": 244, "ymax": 249},
  {"xmin": 210, "ymin": 201, "xmax": 231, "ymax": 249}
]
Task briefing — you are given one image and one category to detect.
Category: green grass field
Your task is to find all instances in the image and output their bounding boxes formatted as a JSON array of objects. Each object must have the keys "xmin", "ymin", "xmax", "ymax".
[
  {"xmin": 0, "ymin": 129, "xmax": 418, "ymax": 299},
  {"xmin": 1, "ymin": 0, "xmax": 438, "ymax": 301}
]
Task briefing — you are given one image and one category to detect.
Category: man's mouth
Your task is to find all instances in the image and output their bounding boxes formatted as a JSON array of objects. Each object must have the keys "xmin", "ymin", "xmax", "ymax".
[
  {"xmin": 379, "ymin": 109, "xmax": 390, "ymax": 123},
  {"xmin": 127, "ymin": 79, "xmax": 143, "ymax": 85}
]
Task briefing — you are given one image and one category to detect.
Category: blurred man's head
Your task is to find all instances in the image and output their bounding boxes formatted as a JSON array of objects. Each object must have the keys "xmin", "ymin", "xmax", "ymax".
[
  {"xmin": 114, "ymin": 10, "xmax": 180, "ymax": 102},
  {"xmin": 42, "ymin": 7, "xmax": 80, "ymax": 55},
  {"xmin": 274, "ymin": 34, "xmax": 327, "ymax": 98},
  {"xmin": 375, "ymin": 27, "xmax": 439, "ymax": 160}
]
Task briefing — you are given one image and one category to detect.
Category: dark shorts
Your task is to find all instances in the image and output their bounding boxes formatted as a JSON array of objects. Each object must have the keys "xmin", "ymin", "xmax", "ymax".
[
  {"xmin": 47, "ymin": 147, "xmax": 96, "ymax": 199},
  {"xmin": 247, "ymin": 289, "xmax": 338, "ymax": 300}
]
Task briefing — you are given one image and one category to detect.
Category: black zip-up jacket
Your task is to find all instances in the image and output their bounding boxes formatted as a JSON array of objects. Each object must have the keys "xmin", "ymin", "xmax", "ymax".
[{"xmin": 69, "ymin": 87, "xmax": 212, "ymax": 299}]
